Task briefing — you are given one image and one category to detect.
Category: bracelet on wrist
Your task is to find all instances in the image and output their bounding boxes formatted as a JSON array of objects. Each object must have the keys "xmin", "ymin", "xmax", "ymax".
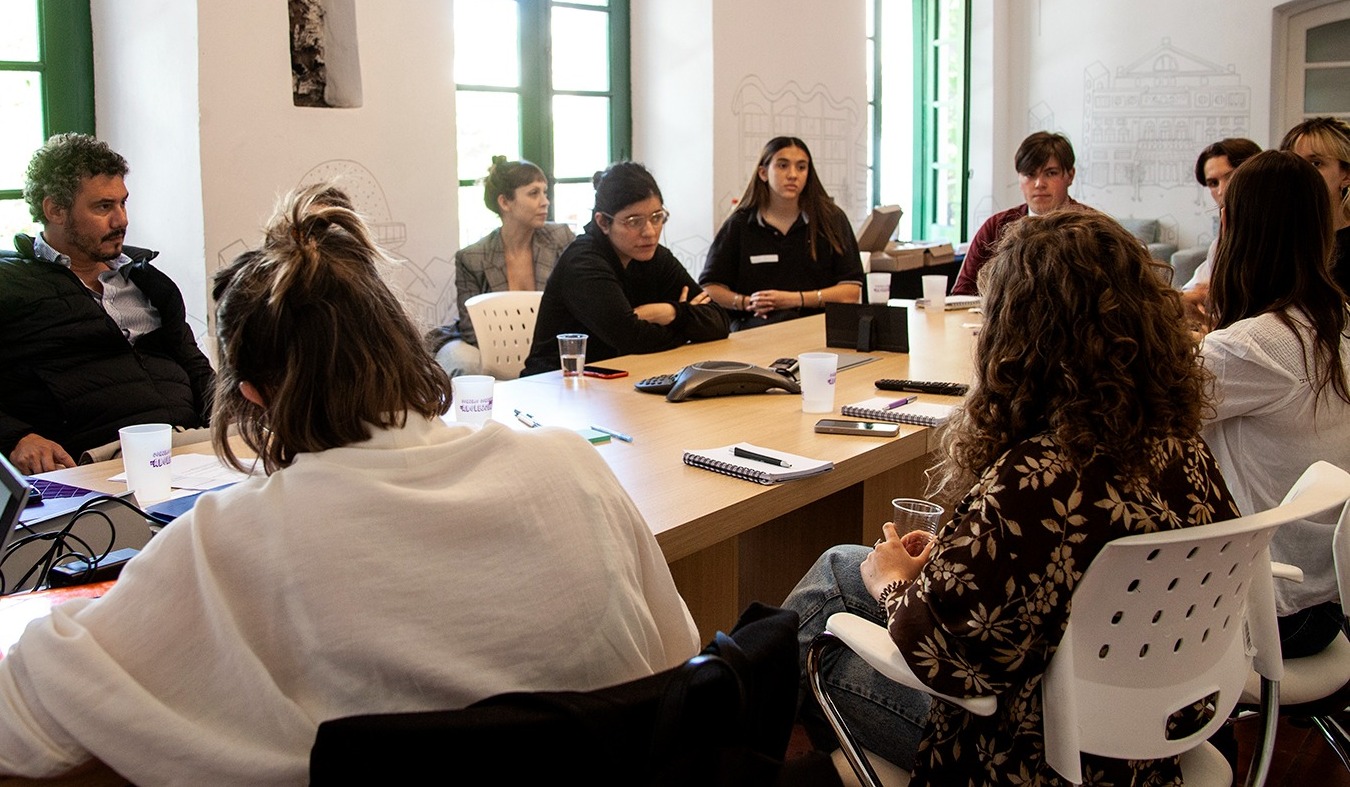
[
  {"xmin": 799, "ymin": 291, "xmax": 806, "ymax": 308},
  {"xmin": 877, "ymin": 578, "xmax": 908, "ymax": 611},
  {"xmin": 816, "ymin": 289, "xmax": 823, "ymax": 308}
]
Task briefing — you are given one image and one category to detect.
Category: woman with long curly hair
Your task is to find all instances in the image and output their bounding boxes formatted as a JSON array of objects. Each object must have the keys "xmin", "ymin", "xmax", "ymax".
[{"xmin": 784, "ymin": 211, "xmax": 1239, "ymax": 785}]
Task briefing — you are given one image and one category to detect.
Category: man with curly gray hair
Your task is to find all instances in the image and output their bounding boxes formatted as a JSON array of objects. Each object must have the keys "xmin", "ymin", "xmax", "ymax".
[{"xmin": 0, "ymin": 134, "xmax": 214, "ymax": 474}]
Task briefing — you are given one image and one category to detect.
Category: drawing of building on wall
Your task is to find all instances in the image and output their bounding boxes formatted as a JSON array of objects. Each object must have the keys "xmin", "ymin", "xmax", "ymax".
[
  {"xmin": 731, "ymin": 76, "xmax": 866, "ymax": 217},
  {"xmin": 215, "ymin": 160, "xmax": 455, "ymax": 331},
  {"xmin": 298, "ymin": 160, "xmax": 455, "ymax": 328},
  {"xmin": 1082, "ymin": 39, "xmax": 1250, "ymax": 197}
]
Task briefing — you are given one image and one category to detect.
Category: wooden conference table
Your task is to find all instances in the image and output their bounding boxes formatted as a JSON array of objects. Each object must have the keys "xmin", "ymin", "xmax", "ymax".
[
  {"xmin": 490, "ymin": 305, "xmax": 978, "ymax": 638},
  {"xmin": 36, "ymin": 305, "xmax": 978, "ymax": 641}
]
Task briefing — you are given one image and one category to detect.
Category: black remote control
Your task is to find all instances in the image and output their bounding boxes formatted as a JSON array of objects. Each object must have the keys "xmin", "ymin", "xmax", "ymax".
[{"xmin": 874, "ymin": 379, "xmax": 969, "ymax": 396}]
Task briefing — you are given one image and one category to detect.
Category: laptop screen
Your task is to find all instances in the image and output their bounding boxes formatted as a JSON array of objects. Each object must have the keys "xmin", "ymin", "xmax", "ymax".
[{"xmin": 0, "ymin": 455, "xmax": 32, "ymax": 555}]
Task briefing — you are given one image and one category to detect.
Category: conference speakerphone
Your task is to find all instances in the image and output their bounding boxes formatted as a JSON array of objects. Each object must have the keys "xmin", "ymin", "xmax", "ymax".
[{"xmin": 634, "ymin": 361, "xmax": 801, "ymax": 402}]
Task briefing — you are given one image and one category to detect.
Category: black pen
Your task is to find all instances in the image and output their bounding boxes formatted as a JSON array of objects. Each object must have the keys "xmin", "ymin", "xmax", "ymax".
[{"xmin": 734, "ymin": 446, "xmax": 792, "ymax": 468}]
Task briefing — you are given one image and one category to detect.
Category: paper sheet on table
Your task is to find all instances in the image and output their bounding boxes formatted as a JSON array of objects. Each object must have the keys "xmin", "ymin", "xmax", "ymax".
[{"xmin": 110, "ymin": 452, "xmax": 255, "ymax": 490}]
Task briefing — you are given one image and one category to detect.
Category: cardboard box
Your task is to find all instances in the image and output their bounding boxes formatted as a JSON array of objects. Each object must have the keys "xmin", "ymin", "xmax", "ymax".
[
  {"xmin": 867, "ymin": 247, "xmax": 924, "ymax": 272},
  {"xmin": 868, "ymin": 241, "xmax": 956, "ymax": 271}
]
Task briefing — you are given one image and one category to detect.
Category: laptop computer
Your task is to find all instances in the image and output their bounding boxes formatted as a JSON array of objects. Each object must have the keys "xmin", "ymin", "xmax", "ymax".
[
  {"xmin": 19, "ymin": 476, "xmax": 108, "ymax": 526},
  {"xmin": 0, "ymin": 455, "xmax": 31, "ymax": 555},
  {"xmin": 0, "ymin": 456, "xmax": 152, "ymax": 594}
]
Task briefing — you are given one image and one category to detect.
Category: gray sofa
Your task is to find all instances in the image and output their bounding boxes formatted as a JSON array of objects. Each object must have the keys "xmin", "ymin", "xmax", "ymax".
[{"xmin": 1115, "ymin": 217, "xmax": 1177, "ymax": 264}]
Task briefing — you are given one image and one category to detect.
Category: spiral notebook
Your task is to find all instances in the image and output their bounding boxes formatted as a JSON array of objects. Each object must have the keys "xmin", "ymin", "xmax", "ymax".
[
  {"xmin": 682, "ymin": 443, "xmax": 833, "ymax": 485},
  {"xmin": 840, "ymin": 397, "xmax": 955, "ymax": 427}
]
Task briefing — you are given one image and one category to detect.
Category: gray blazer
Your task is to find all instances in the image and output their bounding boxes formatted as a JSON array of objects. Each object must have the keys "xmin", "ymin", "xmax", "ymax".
[{"xmin": 453, "ymin": 223, "xmax": 574, "ymax": 345}]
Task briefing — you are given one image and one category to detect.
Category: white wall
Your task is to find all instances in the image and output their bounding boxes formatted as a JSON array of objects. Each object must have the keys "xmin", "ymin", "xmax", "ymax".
[
  {"xmin": 973, "ymin": 0, "xmax": 1285, "ymax": 252},
  {"xmin": 631, "ymin": 0, "xmax": 715, "ymax": 273},
  {"xmin": 92, "ymin": 0, "xmax": 206, "ymax": 337},
  {"xmin": 94, "ymin": 0, "xmax": 459, "ymax": 342},
  {"xmin": 635, "ymin": 0, "xmax": 868, "ymax": 276},
  {"xmin": 93, "ymin": 0, "xmax": 1305, "ymax": 335}
]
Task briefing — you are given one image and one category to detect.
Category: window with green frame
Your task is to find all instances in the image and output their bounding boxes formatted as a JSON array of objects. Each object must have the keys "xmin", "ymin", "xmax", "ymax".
[
  {"xmin": 453, "ymin": 0, "xmax": 630, "ymax": 249},
  {"xmin": 0, "ymin": 0, "xmax": 95, "ymax": 252},
  {"xmin": 867, "ymin": 0, "xmax": 969, "ymax": 244}
]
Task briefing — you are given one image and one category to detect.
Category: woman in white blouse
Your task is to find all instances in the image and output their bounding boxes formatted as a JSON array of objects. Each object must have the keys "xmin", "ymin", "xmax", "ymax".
[{"xmin": 1201, "ymin": 149, "xmax": 1350, "ymax": 657}]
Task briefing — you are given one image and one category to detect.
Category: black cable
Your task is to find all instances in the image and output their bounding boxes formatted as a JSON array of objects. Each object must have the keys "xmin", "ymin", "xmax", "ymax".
[{"xmin": 0, "ymin": 494, "xmax": 154, "ymax": 595}]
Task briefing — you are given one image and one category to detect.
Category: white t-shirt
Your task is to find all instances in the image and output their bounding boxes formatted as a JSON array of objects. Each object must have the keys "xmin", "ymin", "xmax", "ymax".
[
  {"xmin": 1181, "ymin": 238, "xmax": 1217, "ymax": 290},
  {"xmin": 0, "ymin": 417, "xmax": 700, "ymax": 784},
  {"xmin": 1200, "ymin": 309, "xmax": 1350, "ymax": 615}
]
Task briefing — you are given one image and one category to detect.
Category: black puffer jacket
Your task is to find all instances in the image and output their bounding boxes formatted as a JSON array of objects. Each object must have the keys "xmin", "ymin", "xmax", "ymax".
[{"xmin": 0, "ymin": 234, "xmax": 215, "ymax": 460}]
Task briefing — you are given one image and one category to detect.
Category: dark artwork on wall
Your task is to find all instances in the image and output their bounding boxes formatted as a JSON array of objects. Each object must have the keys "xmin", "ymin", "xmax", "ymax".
[{"xmin": 290, "ymin": 0, "xmax": 329, "ymax": 107}]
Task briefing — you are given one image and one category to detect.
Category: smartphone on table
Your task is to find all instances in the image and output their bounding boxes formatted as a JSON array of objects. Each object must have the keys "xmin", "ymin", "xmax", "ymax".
[
  {"xmin": 583, "ymin": 365, "xmax": 628, "ymax": 379},
  {"xmin": 814, "ymin": 419, "xmax": 901, "ymax": 437}
]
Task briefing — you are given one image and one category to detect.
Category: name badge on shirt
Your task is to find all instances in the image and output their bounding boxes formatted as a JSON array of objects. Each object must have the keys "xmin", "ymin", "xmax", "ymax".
[{"xmin": 749, "ymin": 254, "xmax": 780, "ymax": 264}]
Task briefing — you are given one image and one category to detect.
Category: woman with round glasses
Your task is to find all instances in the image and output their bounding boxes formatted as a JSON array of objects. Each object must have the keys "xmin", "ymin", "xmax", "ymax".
[
  {"xmin": 432, "ymin": 157, "xmax": 573, "ymax": 377},
  {"xmin": 522, "ymin": 162, "xmax": 728, "ymax": 375},
  {"xmin": 699, "ymin": 137, "xmax": 863, "ymax": 330}
]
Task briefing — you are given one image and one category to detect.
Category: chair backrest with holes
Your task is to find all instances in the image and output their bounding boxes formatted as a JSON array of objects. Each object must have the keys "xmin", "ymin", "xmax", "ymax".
[
  {"xmin": 1041, "ymin": 460, "xmax": 1350, "ymax": 784},
  {"xmin": 464, "ymin": 291, "xmax": 543, "ymax": 380}
]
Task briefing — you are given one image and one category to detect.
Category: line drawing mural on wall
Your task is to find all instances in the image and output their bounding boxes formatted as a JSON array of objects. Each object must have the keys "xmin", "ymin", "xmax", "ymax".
[
  {"xmin": 729, "ymin": 75, "xmax": 867, "ymax": 221},
  {"xmin": 215, "ymin": 159, "xmax": 454, "ymax": 331},
  {"xmin": 1082, "ymin": 38, "xmax": 1251, "ymax": 199}
]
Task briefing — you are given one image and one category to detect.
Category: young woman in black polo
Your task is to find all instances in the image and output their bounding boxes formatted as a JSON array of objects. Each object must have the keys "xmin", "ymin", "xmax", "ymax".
[{"xmin": 699, "ymin": 136, "xmax": 863, "ymax": 331}]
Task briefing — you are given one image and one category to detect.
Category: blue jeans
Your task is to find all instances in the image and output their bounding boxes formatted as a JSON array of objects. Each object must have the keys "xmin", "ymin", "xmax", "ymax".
[{"xmin": 782, "ymin": 545, "xmax": 930, "ymax": 769}]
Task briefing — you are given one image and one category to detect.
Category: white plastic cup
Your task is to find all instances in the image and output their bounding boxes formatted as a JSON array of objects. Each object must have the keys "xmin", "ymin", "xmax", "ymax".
[
  {"xmin": 798, "ymin": 352, "xmax": 839, "ymax": 413},
  {"xmin": 921, "ymin": 275, "xmax": 948, "ymax": 310},
  {"xmin": 453, "ymin": 374, "xmax": 495, "ymax": 426},
  {"xmin": 867, "ymin": 272, "xmax": 892, "ymax": 305},
  {"xmin": 119, "ymin": 423, "xmax": 173, "ymax": 504},
  {"xmin": 557, "ymin": 333, "xmax": 588, "ymax": 377},
  {"xmin": 892, "ymin": 498, "xmax": 944, "ymax": 537}
]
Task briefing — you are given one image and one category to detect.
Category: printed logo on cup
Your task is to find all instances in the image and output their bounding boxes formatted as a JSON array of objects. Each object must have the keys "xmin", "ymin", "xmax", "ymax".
[
  {"xmin": 151, "ymin": 449, "xmax": 172, "ymax": 468},
  {"xmin": 459, "ymin": 397, "xmax": 492, "ymax": 414}
]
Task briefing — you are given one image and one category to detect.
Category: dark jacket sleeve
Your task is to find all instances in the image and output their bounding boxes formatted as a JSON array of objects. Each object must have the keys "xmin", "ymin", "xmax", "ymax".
[
  {"xmin": 0, "ymin": 410, "xmax": 35, "ymax": 457},
  {"xmin": 952, "ymin": 208, "xmax": 1024, "ymax": 296},
  {"xmin": 665, "ymin": 259, "xmax": 731, "ymax": 344},
  {"xmin": 952, "ymin": 222, "xmax": 996, "ymax": 296},
  {"xmin": 560, "ymin": 247, "xmax": 727, "ymax": 356},
  {"xmin": 133, "ymin": 263, "xmax": 216, "ymax": 422}
]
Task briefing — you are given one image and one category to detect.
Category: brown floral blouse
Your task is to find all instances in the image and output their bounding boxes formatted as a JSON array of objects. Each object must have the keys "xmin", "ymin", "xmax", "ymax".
[{"xmin": 885, "ymin": 433, "xmax": 1239, "ymax": 786}]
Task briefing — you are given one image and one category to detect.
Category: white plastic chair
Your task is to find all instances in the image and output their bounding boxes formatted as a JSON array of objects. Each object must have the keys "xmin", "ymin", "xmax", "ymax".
[
  {"xmin": 807, "ymin": 461, "xmax": 1350, "ymax": 787},
  {"xmin": 1240, "ymin": 467, "xmax": 1350, "ymax": 774},
  {"xmin": 464, "ymin": 291, "xmax": 543, "ymax": 380}
]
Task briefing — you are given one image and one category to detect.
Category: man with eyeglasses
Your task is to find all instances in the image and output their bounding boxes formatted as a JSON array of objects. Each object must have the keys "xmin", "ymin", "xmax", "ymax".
[
  {"xmin": 522, "ymin": 162, "xmax": 728, "ymax": 376},
  {"xmin": 952, "ymin": 131, "xmax": 1091, "ymax": 296}
]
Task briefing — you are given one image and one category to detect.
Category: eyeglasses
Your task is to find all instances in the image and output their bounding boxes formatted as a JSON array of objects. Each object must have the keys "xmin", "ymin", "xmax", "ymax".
[{"xmin": 601, "ymin": 209, "xmax": 671, "ymax": 231}]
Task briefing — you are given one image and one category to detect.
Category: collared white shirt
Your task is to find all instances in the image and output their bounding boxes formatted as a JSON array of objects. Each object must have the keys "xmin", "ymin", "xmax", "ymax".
[{"xmin": 34, "ymin": 233, "xmax": 162, "ymax": 344}]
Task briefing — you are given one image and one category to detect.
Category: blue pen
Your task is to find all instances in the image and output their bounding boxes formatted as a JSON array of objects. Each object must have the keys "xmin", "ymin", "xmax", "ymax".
[{"xmin": 884, "ymin": 395, "xmax": 918, "ymax": 410}]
